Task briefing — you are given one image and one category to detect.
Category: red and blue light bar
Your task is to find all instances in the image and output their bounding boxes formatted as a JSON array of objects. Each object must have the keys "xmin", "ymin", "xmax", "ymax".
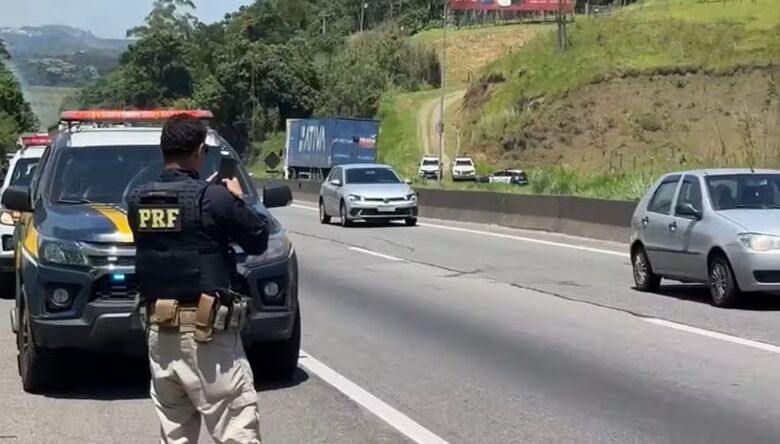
[{"xmin": 60, "ymin": 109, "xmax": 214, "ymax": 122}]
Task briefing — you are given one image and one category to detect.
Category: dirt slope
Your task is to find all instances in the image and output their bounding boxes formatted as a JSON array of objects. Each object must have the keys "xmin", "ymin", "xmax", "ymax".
[{"xmin": 478, "ymin": 67, "xmax": 780, "ymax": 171}]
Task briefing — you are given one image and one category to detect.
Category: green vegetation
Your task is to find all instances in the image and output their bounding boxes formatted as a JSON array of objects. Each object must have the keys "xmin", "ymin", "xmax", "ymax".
[
  {"xmin": 79, "ymin": 0, "xmax": 445, "ymax": 158},
  {"xmin": 0, "ymin": 41, "xmax": 38, "ymax": 152},
  {"xmin": 457, "ymin": 0, "xmax": 780, "ymax": 199}
]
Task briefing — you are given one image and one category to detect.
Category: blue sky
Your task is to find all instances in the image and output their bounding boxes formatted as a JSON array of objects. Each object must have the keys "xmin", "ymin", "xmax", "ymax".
[{"xmin": 0, "ymin": 0, "xmax": 254, "ymax": 38}]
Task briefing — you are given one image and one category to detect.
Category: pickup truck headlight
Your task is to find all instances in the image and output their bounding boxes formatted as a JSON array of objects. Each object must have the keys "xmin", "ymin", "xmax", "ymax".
[
  {"xmin": 348, "ymin": 194, "xmax": 363, "ymax": 202},
  {"xmin": 39, "ymin": 238, "xmax": 88, "ymax": 266},
  {"xmin": 737, "ymin": 233, "xmax": 780, "ymax": 252},
  {"xmin": 0, "ymin": 210, "xmax": 16, "ymax": 226},
  {"xmin": 252, "ymin": 232, "xmax": 291, "ymax": 262}
]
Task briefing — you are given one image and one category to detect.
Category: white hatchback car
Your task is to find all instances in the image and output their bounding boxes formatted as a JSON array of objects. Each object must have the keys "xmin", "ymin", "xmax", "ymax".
[{"xmin": 0, "ymin": 135, "xmax": 48, "ymax": 295}]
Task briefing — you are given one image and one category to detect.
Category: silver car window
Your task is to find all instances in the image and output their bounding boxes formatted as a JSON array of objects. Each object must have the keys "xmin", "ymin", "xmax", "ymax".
[
  {"xmin": 676, "ymin": 176, "xmax": 703, "ymax": 213},
  {"xmin": 648, "ymin": 180, "xmax": 679, "ymax": 214}
]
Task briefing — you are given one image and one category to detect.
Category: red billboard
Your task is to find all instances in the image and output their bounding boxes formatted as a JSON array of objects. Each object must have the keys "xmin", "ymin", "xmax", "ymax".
[{"xmin": 449, "ymin": 0, "xmax": 574, "ymax": 12}]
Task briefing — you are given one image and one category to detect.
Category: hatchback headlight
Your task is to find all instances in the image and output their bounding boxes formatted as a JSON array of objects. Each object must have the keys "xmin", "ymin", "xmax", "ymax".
[
  {"xmin": 407, "ymin": 193, "xmax": 417, "ymax": 202},
  {"xmin": 348, "ymin": 194, "xmax": 363, "ymax": 202},
  {"xmin": 39, "ymin": 238, "xmax": 88, "ymax": 266},
  {"xmin": 737, "ymin": 233, "xmax": 780, "ymax": 252}
]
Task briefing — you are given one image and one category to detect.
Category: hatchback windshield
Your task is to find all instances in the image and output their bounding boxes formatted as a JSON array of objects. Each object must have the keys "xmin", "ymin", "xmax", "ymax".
[
  {"xmin": 47, "ymin": 144, "xmax": 254, "ymax": 205},
  {"xmin": 707, "ymin": 174, "xmax": 780, "ymax": 210},
  {"xmin": 9, "ymin": 158, "xmax": 39, "ymax": 187},
  {"xmin": 345, "ymin": 167, "xmax": 401, "ymax": 184}
]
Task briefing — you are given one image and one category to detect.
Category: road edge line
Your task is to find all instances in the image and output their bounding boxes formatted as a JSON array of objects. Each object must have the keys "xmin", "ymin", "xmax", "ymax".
[{"xmin": 299, "ymin": 350, "xmax": 449, "ymax": 444}]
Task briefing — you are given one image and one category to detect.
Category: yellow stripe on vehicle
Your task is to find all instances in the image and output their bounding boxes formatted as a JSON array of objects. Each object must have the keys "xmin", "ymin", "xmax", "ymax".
[
  {"xmin": 22, "ymin": 222, "xmax": 38, "ymax": 259},
  {"xmin": 90, "ymin": 204, "xmax": 133, "ymax": 238}
]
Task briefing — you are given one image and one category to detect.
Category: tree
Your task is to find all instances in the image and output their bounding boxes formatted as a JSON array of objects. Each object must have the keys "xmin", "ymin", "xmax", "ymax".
[
  {"xmin": 127, "ymin": 0, "xmax": 198, "ymax": 38},
  {"xmin": 0, "ymin": 39, "xmax": 9, "ymax": 60}
]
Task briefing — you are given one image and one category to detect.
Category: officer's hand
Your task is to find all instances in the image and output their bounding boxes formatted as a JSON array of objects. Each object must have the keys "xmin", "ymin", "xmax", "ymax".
[{"xmin": 222, "ymin": 177, "xmax": 244, "ymax": 198}]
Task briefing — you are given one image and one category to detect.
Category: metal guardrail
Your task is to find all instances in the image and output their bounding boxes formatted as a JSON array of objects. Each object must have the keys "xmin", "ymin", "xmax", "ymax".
[{"xmin": 255, "ymin": 179, "xmax": 637, "ymax": 243}]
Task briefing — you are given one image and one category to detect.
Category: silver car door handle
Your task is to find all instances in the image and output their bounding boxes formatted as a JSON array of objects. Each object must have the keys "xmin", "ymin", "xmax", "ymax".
[
  {"xmin": 668, "ymin": 221, "xmax": 677, "ymax": 231},
  {"xmin": 641, "ymin": 216, "xmax": 649, "ymax": 227}
]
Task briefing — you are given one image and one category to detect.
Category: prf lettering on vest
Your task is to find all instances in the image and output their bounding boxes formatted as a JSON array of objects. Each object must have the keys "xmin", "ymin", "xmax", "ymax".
[{"xmin": 138, "ymin": 208, "xmax": 181, "ymax": 230}]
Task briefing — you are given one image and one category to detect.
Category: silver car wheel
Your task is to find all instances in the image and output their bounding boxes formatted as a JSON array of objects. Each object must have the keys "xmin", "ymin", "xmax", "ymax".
[
  {"xmin": 633, "ymin": 252, "xmax": 648, "ymax": 285},
  {"xmin": 710, "ymin": 263, "xmax": 727, "ymax": 302}
]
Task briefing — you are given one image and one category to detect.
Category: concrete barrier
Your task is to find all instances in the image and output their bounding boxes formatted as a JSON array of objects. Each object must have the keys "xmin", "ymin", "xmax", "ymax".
[{"xmin": 254, "ymin": 179, "xmax": 637, "ymax": 243}]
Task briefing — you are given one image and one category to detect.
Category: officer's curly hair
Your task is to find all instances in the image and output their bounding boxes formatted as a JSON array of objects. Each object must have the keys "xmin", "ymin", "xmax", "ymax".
[{"xmin": 160, "ymin": 114, "xmax": 208, "ymax": 159}]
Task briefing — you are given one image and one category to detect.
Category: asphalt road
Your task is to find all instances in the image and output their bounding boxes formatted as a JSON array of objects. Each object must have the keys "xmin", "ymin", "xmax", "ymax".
[
  {"xmin": 278, "ymin": 204, "xmax": 780, "ymax": 443},
  {"xmin": 3, "ymin": 204, "xmax": 780, "ymax": 443}
]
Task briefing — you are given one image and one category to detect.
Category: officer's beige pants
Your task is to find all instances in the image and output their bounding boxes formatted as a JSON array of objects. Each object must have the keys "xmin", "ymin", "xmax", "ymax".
[{"xmin": 148, "ymin": 326, "xmax": 262, "ymax": 444}]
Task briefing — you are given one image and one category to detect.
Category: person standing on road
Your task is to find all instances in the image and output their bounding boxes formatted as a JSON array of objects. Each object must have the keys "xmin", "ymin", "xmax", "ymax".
[{"xmin": 127, "ymin": 114, "xmax": 269, "ymax": 443}]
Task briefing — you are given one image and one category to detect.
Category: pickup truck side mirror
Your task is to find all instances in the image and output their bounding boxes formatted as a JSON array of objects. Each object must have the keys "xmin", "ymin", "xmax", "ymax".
[
  {"xmin": 2, "ymin": 186, "xmax": 32, "ymax": 213},
  {"xmin": 263, "ymin": 183, "xmax": 293, "ymax": 208}
]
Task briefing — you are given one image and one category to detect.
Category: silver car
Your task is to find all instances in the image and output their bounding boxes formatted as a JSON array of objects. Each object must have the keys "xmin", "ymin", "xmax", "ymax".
[
  {"xmin": 631, "ymin": 168, "xmax": 780, "ymax": 307},
  {"xmin": 319, "ymin": 163, "xmax": 419, "ymax": 227}
]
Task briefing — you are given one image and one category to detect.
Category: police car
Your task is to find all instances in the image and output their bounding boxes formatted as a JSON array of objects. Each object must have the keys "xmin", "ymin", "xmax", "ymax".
[
  {"xmin": 0, "ymin": 134, "xmax": 48, "ymax": 297},
  {"xmin": 2, "ymin": 110, "xmax": 299, "ymax": 392}
]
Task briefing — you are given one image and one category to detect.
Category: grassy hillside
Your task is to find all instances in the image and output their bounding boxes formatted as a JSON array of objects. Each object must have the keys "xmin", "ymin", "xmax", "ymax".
[
  {"xmin": 411, "ymin": 23, "xmax": 548, "ymax": 87},
  {"xmin": 373, "ymin": 23, "xmax": 548, "ymax": 182},
  {"xmin": 459, "ymin": 0, "xmax": 780, "ymax": 198}
]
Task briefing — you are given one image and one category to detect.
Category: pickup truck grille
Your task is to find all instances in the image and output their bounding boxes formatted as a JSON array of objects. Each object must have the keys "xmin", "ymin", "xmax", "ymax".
[{"xmin": 93, "ymin": 274, "xmax": 139, "ymax": 301}]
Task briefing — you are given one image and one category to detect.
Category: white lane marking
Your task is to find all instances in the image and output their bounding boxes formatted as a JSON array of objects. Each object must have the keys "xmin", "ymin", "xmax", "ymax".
[
  {"xmin": 289, "ymin": 202, "xmax": 626, "ymax": 257},
  {"xmin": 348, "ymin": 246, "xmax": 404, "ymax": 262},
  {"xmin": 643, "ymin": 318, "xmax": 780, "ymax": 355},
  {"xmin": 299, "ymin": 350, "xmax": 449, "ymax": 444},
  {"xmin": 418, "ymin": 222, "xmax": 626, "ymax": 257}
]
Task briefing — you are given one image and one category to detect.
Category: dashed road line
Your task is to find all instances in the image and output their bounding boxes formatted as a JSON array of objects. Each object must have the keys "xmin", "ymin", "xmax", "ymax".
[
  {"xmin": 348, "ymin": 246, "xmax": 404, "ymax": 262},
  {"xmin": 289, "ymin": 203, "xmax": 625, "ymax": 257},
  {"xmin": 642, "ymin": 318, "xmax": 780, "ymax": 355}
]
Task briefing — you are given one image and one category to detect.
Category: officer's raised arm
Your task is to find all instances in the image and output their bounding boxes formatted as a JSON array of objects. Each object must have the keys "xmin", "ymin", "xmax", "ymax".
[{"xmin": 204, "ymin": 181, "xmax": 270, "ymax": 256}]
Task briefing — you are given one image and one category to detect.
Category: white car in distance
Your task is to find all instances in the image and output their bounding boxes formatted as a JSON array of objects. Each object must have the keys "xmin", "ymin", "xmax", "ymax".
[{"xmin": 451, "ymin": 157, "xmax": 476, "ymax": 181}]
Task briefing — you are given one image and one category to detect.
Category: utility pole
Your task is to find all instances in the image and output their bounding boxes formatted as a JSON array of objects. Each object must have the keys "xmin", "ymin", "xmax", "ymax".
[
  {"xmin": 557, "ymin": 0, "xmax": 567, "ymax": 51},
  {"xmin": 437, "ymin": 1, "xmax": 448, "ymax": 184},
  {"xmin": 360, "ymin": 2, "xmax": 368, "ymax": 32}
]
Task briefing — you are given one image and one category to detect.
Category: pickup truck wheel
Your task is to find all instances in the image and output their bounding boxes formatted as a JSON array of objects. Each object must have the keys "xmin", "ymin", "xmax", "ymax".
[
  {"xmin": 17, "ymin": 305, "xmax": 58, "ymax": 393},
  {"xmin": 632, "ymin": 246, "xmax": 660, "ymax": 292},
  {"xmin": 340, "ymin": 202, "xmax": 352, "ymax": 227},
  {"xmin": 319, "ymin": 200, "xmax": 331, "ymax": 224},
  {"xmin": 709, "ymin": 254, "xmax": 742, "ymax": 308},
  {"xmin": 250, "ymin": 308, "xmax": 301, "ymax": 381}
]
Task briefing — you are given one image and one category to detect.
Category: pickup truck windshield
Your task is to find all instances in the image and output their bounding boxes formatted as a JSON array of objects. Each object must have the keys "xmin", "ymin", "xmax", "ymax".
[
  {"xmin": 9, "ymin": 158, "xmax": 39, "ymax": 187},
  {"xmin": 48, "ymin": 145, "xmax": 254, "ymax": 205}
]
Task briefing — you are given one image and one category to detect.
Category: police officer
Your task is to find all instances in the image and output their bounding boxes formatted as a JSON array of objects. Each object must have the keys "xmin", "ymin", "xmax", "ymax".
[{"xmin": 127, "ymin": 114, "xmax": 268, "ymax": 444}]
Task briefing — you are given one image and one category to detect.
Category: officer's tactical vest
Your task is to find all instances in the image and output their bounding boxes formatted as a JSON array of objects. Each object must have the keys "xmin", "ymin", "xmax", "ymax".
[{"xmin": 128, "ymin": 178, "xmax": 231, "ymax": 303}]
